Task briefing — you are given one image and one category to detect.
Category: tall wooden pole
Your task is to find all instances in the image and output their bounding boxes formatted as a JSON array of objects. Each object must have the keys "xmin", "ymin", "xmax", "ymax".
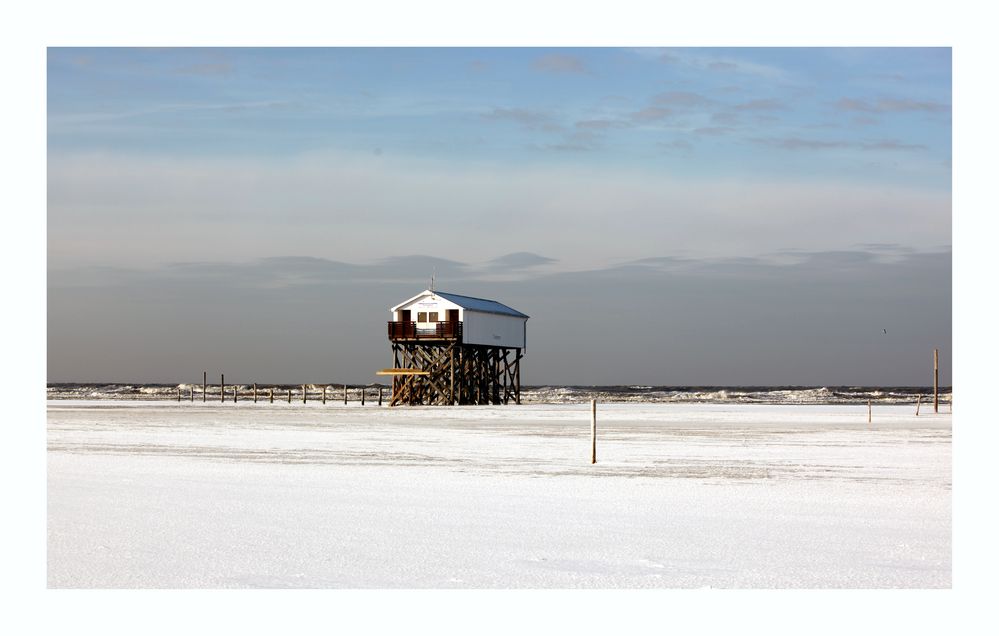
[
  {"xmin": 253, "ymin": 383, "xmax": 257, "ymax": 403},
  {"xmin": 221, "ymin": 373, "xmax": 225, "ymax": 403},
  {"xmin": 233, "ymin": 383, "xmax": 237, "ymax": 403},
  {"xmin": 177, "ymin": 386, "xmax": 181, "ymax": 402},
  {"xmin": 269, "ymin": 388, "xmax": 274, "ymax": 403},
  {"xmin": 379, "ymin": 386, "xmax": 383, "ymax": 406},
  {"xmin": 323, "ymin": 385, "xmax": 327, "ymax": 405},
  {"xmin": 344, "ymin": 384, "xmax": 348, "ymax": 405},
  {"xmin": 933, "ymin": 348, "xmax": 939, "ymax": 414},
  {"xmin": 868, "ymin": 399, "xmax": 872, "ymax": 424},
  {"xmin": 203, "ymin": 371, "xmax": 206, "ymax": 403},
  {"xmin": 287, "ymin": 388, "xmax": 291, "ymax": 403},
  {"xmin": 591, "ymin": 399, "xmax": 597, "ymax": 464},
  {"xmin": 303, "ymin": 384, "xmax": 307, "ymax": 404},
  {"xmin": 361, "ymin": 387, "xmax": 365, "ymax": 406},
  {"xmin": 190, "ymin": 385, "xmax": 194, "ymax": 402}
]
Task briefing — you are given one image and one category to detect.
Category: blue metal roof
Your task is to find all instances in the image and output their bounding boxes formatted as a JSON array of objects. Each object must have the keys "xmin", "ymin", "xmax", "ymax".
[{"xmin": 434, "ymin": 291, "xmax": 529, "ymax": 319}]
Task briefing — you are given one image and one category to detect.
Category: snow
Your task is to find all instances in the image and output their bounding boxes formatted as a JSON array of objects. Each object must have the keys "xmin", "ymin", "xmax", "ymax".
[{"xmin": 47, "ymin": 401, "xmax": 951, "ymax": 588}]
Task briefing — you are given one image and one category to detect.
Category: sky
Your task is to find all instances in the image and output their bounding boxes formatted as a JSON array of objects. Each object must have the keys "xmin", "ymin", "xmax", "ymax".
[{"xmin": 47, "ymin": 47, "xmax": 952, "ymax": 385}]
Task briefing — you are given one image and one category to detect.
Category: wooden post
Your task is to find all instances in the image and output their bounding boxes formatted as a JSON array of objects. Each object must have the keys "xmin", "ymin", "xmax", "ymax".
[
  {"xmin": 288, "ymin": 388, "xmax": 291, "ymax": 403},
  {"xmin": 233, "ymin": 384, "xmax": 237, "ymax": 403},
  {"xmin": 916, "ymin": 394, "xmax": 922, "ymax": 416},
  {"xmin": 933, "ymin": 348, "xmax": 939, "ymax": 414},
  {"xmin": 190, "ymin": 385, "xmax": 194, "ymax": 402},
  {"xmin": 203, "ymin": 371, "xmax": 207, "ymax": 403},
  {"xmin": 221, "ymin": 373, "xmax": 225, "ymax": 403},
  {"xmin": 269, "ymin": 388, "xmax": 274, "ymax": 403},
  {"xmin": 379, "ymin": 386, "xmax": 383, "ymax": 406},
  {"xmin": 177, "ymin": 386, "xmax": 181, "ymax": 402},
  {"xmin": 303, "ymin": 384, "xmax": 307, "ymax": 404},
  {"xmin": 591, "ymin": 399, "xmax": 597, "ymax": 464},
  {"xmin": 323, "ymin": 385, "xmax": 327, "ymax": 405},
  {"xmin": 253, "ymin": 383, "xmax": 258, "ymax": 403},
  {"xmin": 868, "ymin": 399, "xmax": 872, "ymax": 424},
  {"xmin": 344, "ymin": 384, "xmax": 348, "ymax": 405},
  {"xmin": 361, "ymin": 387, "xmax": 365, "ymax": 406}
]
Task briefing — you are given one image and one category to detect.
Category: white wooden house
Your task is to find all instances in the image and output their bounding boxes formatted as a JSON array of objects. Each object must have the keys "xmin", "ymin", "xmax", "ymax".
[{"xmin": 388, "ymin": 289, "xmax": 528, "ymax": 349}]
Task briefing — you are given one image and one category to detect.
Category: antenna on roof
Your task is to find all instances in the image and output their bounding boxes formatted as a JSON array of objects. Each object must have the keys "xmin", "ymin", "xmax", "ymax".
[{"xmin": 430, "ymin": 268, "xmax": 436, "ymax": 293}]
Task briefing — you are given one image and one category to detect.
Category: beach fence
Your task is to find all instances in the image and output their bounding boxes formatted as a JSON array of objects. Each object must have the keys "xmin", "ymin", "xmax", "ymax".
[{"xmin": 178, "ymin": 373, "xmax": 386, "ymax": 405}]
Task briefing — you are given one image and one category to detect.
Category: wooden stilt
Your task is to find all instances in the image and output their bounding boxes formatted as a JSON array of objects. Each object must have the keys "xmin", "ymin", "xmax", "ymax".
[
  {"xmin": 221, "ymin": 374, "xmax": 225, "ymax": 403},
  {"xmin": 591, "ymin": 399, "xmax": 597, "ymax": 464},
  {"xmin": 933, "ymin": 349, "xmax": 939, "ymax": 414}
]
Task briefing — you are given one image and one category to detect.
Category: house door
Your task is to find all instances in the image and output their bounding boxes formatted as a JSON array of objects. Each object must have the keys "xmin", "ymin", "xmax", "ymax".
[
  {"xmin": 446, "ymin": 309, "xmax": 459, "ymax": 337},
  {"xmin": 400, "ymin": 309, "xmax": 411, "ymax": 323}
]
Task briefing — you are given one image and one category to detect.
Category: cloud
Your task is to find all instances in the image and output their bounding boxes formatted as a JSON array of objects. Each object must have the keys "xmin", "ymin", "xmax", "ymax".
[
  {"xmin": 836, "ymin": 97, "xmax": 950, "ymax": 114},
  {"xmin": 657, "ymin": 139, "xmax": 693, "ymax": 154},
  {"xmin": 711, "ymin": 112, "xmax": 740, "ymax": 125},
  {"xmin": 481, "ymin": 252, "xmax": 558, "ymax": 271},
  {"xmin": 652, "ymin": 91, "xmax": 712, "ymax": 108},
  {"xmin": 656, "ymin": 50, "xmax": 791, "ymax": 80},
  {"xmin": 734, "ymin": 98, "xmax": 787, "ymax": 111},
  {"xmin": 575, "ymin": 119, "xmax": 629, "ymax": 130},
  {"xmin": 481, "ymin": 107, "xmax": 560, "ymax": 131},
  {"xmin": 532, "ymin": 53, "xmax": 588, "ymax": 74},
  {"xmin": 629, "ymin": 107, "xmax": 673, "ymax": 123},
  {"xmin": 175, "ymin": 62, "xmax": 233, "ymax": 76},
  {"xmin": 751, "ymin": 136, "xmax": 926, "ymax": 152},
  {"xmin": 693, "ymin": 126, "xmax": 736, "ymax": 136}
]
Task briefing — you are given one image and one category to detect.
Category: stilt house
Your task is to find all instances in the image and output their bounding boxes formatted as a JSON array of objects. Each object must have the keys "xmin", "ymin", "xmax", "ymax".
[{"xmin": 384, "ymin": 290, "xmax": 528, "ymax": 406}]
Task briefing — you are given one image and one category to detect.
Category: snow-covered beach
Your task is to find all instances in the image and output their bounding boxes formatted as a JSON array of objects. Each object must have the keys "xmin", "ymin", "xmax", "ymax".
[{"xmin": 47, "ymin": 401, "xmax": 951, "ymax": 588}]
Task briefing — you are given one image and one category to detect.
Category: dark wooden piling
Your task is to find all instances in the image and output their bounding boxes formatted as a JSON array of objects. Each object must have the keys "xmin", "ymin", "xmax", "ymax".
[
  {"xmin": 934, "ymin": 349, "xmax": 939, "ymax": 414},
  {"xmin": 591, "ymin": 399, "xmax": 597, "ymax": 464},
  {"xmin": 344, "ymin": 384, "xmax": 347, "ymax": 405},
  {"xmin": 203, "ymin": 371, "xmax": 207, "ymax": 403},
  {"xmin": 221, "ymin": 374, "xmax": 225, "ymax": 403}
]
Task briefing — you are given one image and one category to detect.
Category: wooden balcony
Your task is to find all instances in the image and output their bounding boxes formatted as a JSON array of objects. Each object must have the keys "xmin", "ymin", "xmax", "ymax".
[{"xmin": 387, "ymin": 320, "xmax": 463, "ymax": 341}]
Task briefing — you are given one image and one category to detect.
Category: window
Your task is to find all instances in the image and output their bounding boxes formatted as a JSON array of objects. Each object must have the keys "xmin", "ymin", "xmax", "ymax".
[
  {"xmin": 417, "ymin": 312, "xmax": 428, "ymax": 322},
  {"xmin": 429, "ymin": 312, "xmax": 439, "ymax": 322}
]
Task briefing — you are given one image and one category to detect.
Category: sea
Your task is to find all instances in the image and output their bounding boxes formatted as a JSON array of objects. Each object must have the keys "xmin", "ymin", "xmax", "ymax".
[{"xmin": 46, "ymin": 383, "xmax": 952, "ymax": 405}]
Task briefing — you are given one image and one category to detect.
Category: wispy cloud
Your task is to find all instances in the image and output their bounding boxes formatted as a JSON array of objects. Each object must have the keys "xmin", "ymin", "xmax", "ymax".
[
  {"xmin": 751, "ymin": 136, "xmax": 927, "ymax": 152},
  {"xmin": 481, "ymin": 107, "xmax": 561, "ymax": 131},
  {"xmin": 532, "ymin": 53, "xmax": 588, "ymax": 74},
  {"xmin": 175, "ymin": 62, "xmax": 233, "ymax": 76},
  {"xmin": 734, "ymin": 98, "xmax": 787, "ymax": 111},
  {"xmin": 693, "ymin": 126, "xmax": 737, "ymax": 137},
  {"xmin": 629, "ymin": 107, "xmax": 672, "ymax": 123},
  {"xmin": 836, "ymin": 97, "xmax": 950, "ymax": 114},
  {"xmin": 656, "ymin": 50, "xmax": 791, "ymax": 81},
  {"xmin": 652, "ymin": 91, "xmax": 712, "ymax": 108}
]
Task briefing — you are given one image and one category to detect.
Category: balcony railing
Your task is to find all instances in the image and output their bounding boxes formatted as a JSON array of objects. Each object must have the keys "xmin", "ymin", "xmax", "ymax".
[{"xmin": 387, "ymin": 321, "xmax": 462, "ymax": 340}]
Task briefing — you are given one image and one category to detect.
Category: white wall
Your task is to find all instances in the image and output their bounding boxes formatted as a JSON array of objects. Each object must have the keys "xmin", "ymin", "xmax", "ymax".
[
  {"xmin": 395, "ymin": 294, "xmax": 462, "ymax": 323},
  {"xmin": 462, "ymin": 310, "xmax": 526, "ymax": 349}
]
